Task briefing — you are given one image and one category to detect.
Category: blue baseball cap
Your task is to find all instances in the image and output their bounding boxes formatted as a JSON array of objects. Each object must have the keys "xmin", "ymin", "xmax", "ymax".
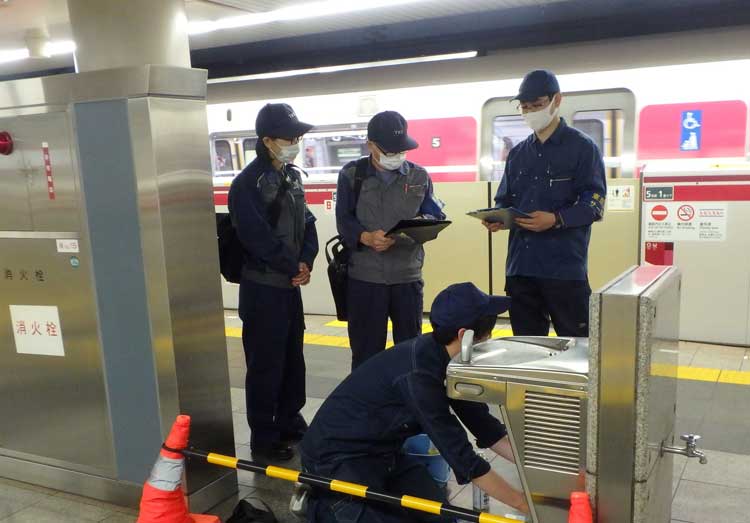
[
  {"xmin": 513, "ymin": 69, "xmax": 560, "ymax": 103},
  {"xmin": 367, "ymin": 111, "xmax": 419, "ymax": 153},
  {"xmin": 430, "ymin": 283, "xmax": 511, "ymax": 330},
  {"xmin": 255, "ymin": 103, "xmax": 313, "ymax": 139}
]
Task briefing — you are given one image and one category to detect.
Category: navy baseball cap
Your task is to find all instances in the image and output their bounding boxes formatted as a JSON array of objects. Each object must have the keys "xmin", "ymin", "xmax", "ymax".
[
  {"xmin": 255, "ymin": 103, "xmax": 313, "ymax": 139},
  {"xmin": 430, "ymin": 283, "xmax": 511, "ymax": 330},
  {"xmin": 367, "ymin": 111, "xmax": 418, "ymax": 153},
  {"xmin": 513, "ymin": 70, "xmax": 560, "ymax": 102}
]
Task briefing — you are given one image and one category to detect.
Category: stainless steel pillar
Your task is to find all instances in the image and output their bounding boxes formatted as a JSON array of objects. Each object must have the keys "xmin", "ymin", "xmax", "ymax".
[
  {"xmin": 67, "ymin": 0, "xmax": 191, "ymax": 72},
  {"xmin": 0, "ymin": 0, "xmax": 236, "ymax": 512},
  {"xmin": 587, "ymin": 266, "xmax": 692, "ymax": 523}
]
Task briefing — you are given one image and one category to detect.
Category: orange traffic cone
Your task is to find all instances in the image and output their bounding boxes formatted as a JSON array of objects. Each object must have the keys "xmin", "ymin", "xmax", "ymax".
[
  {"xmin": 137, "ymin": 415, "xmax": 220, "ymax": 523},
  {"xmin": 568, "ymin": 491, "xmax": 593, "ymax": 523}
]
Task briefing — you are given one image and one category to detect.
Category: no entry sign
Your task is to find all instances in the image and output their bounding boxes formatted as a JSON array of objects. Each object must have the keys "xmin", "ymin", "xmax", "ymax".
[{"xmin": 651, "ymin": 205, "xmax": 669, "ymax": 221}]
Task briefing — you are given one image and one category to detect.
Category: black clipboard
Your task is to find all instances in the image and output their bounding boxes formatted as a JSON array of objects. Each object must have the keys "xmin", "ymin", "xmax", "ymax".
[
  {"xmin": 466, "ymin": 207, "xmax": 531, "ymax": 227},
  {"xmin": 386, "ymin": 219, "xmax": 452, "ymax": 244}
]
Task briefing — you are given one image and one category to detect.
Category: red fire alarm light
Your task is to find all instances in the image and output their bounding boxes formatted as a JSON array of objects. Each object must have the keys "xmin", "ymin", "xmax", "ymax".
[{"xmin": 0, "ymin": 131, "xmax": 13, "ymax": 155}]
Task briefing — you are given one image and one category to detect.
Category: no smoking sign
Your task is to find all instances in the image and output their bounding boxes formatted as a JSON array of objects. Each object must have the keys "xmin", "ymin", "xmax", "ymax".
[{"xmin": 677, "ymin": 204, "xmax": 695, "ymax": 222}]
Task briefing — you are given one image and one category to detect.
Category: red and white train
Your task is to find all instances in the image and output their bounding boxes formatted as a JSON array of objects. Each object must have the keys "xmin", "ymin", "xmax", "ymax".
[{"xmin": 205, "ymin": 26, "xmax": 750, "ymax": 345}]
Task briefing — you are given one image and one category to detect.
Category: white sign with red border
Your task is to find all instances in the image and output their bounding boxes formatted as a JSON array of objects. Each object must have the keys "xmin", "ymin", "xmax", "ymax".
[
  {"xmin": 9, "ymin": 305, "xmax": 65, "ymax": 356},
  {"xmin": 644, "ymin": 202, "xmax": 727, "ymax": 242}
]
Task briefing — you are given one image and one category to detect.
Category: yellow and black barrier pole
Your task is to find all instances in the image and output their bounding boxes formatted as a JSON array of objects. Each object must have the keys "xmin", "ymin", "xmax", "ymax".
[{"xmin": 178, "ymin": 447, "xmax": 520, "ymax": 523}]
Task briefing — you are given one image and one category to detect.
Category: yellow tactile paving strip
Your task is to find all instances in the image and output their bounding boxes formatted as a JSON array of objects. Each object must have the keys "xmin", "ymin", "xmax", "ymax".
[
  {"xmin": 225, "ymin": 326, "xmax": 369, "ymax": 349},
  {"xmin": 225, "ymin": 324, "xmax": 750, "ymax": 386},
  {"xmin": 324, "ymin": 320, "xmax": 538, "ymax": 336},
  {"xmin": 324, "ymin": 320, "xmax": 531, "ymax": 338}
]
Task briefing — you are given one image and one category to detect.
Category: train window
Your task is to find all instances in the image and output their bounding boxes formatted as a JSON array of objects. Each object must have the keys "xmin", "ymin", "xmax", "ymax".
[
  {"xmin": 571, "ymin": 119, "xmax": 604, "ymax": 151},
  {"xmin": 482, "ymin": 89, "xmax": 635, "ymax": 181},
  {"xmin": 214, "ymin": 140, "xmax": 233, "ymax": 172},
  {"xmin": 491, "ymin": 115, "xmax": 530, "ymax": 181},
  {"xmin": 301, "ymin": 132, "xmax": 368, "ymax": 179},
  {"xmin": 572, "ymin": 110, "xmax": 625, "ymax": 178},
  {"xmin": 243, "ymin": 138, "xmax": 258, "ymax": 165}
]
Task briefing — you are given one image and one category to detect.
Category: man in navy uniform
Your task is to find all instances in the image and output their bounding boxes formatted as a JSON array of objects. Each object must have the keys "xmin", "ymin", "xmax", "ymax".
[
  {"xmin": 484, "ymin": 70, "xmax": 606, "ymax": 337},
  {"xmin": 336, "ymin": 111, "xmax": 445, "ymax": 369},
  {"xmin": 300, "ymin": 283, "xmax": 529, "ymax": 522},
  {"xmin": 229, "ymin": 103, "xmax": 319, "ymax": 462}
]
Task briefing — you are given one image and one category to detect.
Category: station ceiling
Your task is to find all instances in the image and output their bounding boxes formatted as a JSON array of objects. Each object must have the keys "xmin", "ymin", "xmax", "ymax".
[{"xmin": 1, "ymin": 0, "xmax": 750, "ymax": 81}]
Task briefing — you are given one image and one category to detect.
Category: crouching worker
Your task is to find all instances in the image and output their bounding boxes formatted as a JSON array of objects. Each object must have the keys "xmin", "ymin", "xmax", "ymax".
[{"xmin": 300, "ymin": 283, "xmax": 529, "ymax": 522}]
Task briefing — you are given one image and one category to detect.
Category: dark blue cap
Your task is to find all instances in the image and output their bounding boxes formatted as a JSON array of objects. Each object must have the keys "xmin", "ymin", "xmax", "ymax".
[
  {"xmin": 255, "ymin": 103, "xmax": 313, "ymax": 139},
  {"xmin": 367, "ymin": 111, "xmax": 418, "ymax": 153},
  {"xmin": 430, "ymin": 283, "xmax": 511, "ymax": 330},
  {"xmin": 514, "ymin": 69, "xmax": 560, "ymax": 102}
]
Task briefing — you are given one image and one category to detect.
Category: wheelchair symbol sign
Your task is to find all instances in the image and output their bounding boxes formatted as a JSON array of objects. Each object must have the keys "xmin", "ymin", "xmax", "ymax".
[
  {"xmin": 680, "ymin": 110, "xmax": 702, "ymax": 151},
  {"xmin": 682, "ymin": 112, "xmax": 701, "ymax": 130}
]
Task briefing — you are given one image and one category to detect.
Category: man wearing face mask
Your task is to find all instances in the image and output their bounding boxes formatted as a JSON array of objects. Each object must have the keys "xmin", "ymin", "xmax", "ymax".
[
  {"xmin": 228, "ymin": 103, "xmax": 319, "ymax": 462},
  {"xmin": 300, "ymin": 283, "xmax": 528, "ymax": 522},
  {"xmin": 336, "ymin": 111, "xmax": 445, "ymax": 369},
  {"xmin": 484, "ymin": 70, "xmax": 606, "ymax": 338}
]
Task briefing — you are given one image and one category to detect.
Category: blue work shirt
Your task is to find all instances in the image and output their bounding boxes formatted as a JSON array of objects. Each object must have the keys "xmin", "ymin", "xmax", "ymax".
[
  {"xmin": 300, "ymin": 334, "xmax": 507, "ymax": 485},
  {"xmin": 336, "ymin": 158, "xmax": 445, "ymax": 250},
  {"xmin": 495, "ymin": 118, "xmax": 606, "ymax": 281}
]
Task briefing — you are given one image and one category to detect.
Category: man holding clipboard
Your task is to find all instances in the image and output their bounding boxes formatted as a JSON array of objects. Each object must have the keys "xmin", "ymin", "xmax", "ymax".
[
  {"xmin": 336, "ymin": 111, "xmax": 446, "ymax": 369},
  {"xmin": 483, "ymin": 70, "xmax": 606, "ymax": 338}
]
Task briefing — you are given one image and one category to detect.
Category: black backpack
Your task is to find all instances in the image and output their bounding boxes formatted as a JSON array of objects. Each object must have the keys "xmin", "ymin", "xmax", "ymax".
[
  {"xmin": 217, "ymin": 213, "xmax": 244, "ymax": 284},
  {"xmin": 226, "ymin": 498, "xmax": 278, "ymax": 523},
  {"xmin": 326, "ymin": 157, "xmax": 368, "ymax": 321}
]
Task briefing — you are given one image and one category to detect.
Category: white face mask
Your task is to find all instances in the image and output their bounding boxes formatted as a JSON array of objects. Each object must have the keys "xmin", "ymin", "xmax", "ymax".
[
  {"xmin": 522, "ymin": 98, "xmax": 559, "ymax": 132},
  {"xmin": 378, "ymin": 152, "xmax": 406, "ymax": 171},
  {"xmin": 271, "ymin": 141, "xmax": 300, "ymax": 163}
]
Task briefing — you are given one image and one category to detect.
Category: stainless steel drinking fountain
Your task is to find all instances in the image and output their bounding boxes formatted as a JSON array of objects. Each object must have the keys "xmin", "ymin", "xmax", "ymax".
[{"xmin": 447, "ymin": 266, "xmax": 707, "ymax": 523}]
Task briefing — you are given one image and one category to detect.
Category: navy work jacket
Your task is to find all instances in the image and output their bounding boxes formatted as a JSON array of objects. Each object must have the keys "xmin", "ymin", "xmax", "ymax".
[
  {"xmin": 300, "ymin": 334, "xmax": 507, "ymax": 485},
  {"xmin": 228, "ymin": 155, "xmax": 318, "ymax": 279},
  {"xmin": 495, "ymin": 118, "xmax": 606, "ymax": 281}
]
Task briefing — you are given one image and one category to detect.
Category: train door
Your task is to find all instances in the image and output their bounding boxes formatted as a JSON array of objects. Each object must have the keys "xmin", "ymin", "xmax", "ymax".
[{"xmin": 480, "ymin": 88, "xmax": 640, "ymax": 294}]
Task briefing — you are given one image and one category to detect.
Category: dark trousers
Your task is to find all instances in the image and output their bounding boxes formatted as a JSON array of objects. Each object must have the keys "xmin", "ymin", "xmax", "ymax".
[
  {"xmin": 347, "ymin": 278, "xmax": 423, "ymax": 370},
  {"xmin": 307, "ymin": 455, "xmax": 451, "ymax": 523},
  {"xmin": 239, "ymin": 279, "xmax": 306, "ymax": 448},
  {"xmin": 505, "ymin": 276, "xmax": 591, "ymax": 337}
]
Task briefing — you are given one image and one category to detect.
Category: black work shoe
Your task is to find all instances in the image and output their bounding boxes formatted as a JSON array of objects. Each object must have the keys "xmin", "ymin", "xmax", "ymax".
[
  {"xmin": 282, "ymin": 415, "xmax": 308, "ymax": 444},
  {"xmin": 281, "ymin": 427, "xmax": 307, "ymax": 445},
  {"xmin": 251, "ymin": 442, "xmax": 295, "ymax": 463}
]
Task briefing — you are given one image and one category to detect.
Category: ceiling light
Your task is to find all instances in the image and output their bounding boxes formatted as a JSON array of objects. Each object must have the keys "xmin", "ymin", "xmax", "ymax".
[
  {"xmin": 0, "ymin": 40, "xmax": 75, "ymax": 65},
  {"xmin": 189, "ymin": 0, "xmax": 432, "ymax": 35},
  {"xmin": 44, "ymin": 40, "xmax": 76, "ymax": 57},
  {"xmin": 208, "ymin": 51, "xmax": 478, "ymax": 84},
  {"xmin": 0, "ymin": 48, "xmax": 30, "ymax": 65}
]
